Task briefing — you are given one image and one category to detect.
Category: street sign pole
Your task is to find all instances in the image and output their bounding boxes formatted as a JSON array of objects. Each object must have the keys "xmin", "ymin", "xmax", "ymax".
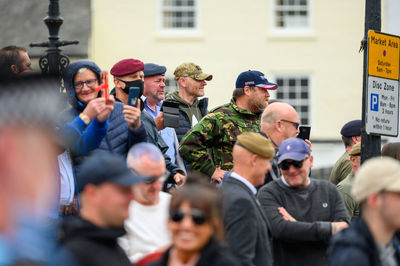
[{"xmin": 361, "ymin": 0, "xmax": 381, "ymax": 164}]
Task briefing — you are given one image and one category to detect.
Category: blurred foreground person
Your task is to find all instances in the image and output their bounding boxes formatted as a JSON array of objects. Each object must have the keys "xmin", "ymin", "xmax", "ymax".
[
  {"xmin": 146, "ymin": 178, "xmax": 239, "ymax": 266},
  {"xmin": 59, "ymin": 152, "xmax": 145, "ymax": 266},
  {"xmin": 0, "ymin": 75, "xmax": 74, "ymax": 265},
  {"xmin": 329, "ymin": 157, "xmax": 400, "ymax": 266},
  {"xmin": 119, "ymin": 143, "xmax": 172, "ymax": 262},
  {"xmin": 222, "ymin": 132, "xmax": 275, "ymax": 266},
  {"xmin": 382, "ymin": 142, "xmax": 400, "ymax": 160}
]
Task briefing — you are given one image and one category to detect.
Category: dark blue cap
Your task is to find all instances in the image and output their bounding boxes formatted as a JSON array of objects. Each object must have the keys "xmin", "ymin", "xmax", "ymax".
[
  {"xmin": 77, "ymin": 152, "xmax": 146, "ymax": 192},
  {"xmin": 278, "ymin": 138, "xmax": 310, "ymax": 164},
  {"xmin": 235, "ymin": 70, "xmax": 278, "ymax": 90},
  {"xmin": 144, "ymin": 63, "xmax": 167, "ymax": 77},
  {"xmin": 340, "ymin": 119, "xmax": 361, "ymax": 137}
]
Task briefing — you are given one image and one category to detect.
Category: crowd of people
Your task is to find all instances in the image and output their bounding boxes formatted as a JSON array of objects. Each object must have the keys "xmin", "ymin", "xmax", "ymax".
[{"xmin": 1, "ymin": 45, "xmax": 400, "ymax": 266}]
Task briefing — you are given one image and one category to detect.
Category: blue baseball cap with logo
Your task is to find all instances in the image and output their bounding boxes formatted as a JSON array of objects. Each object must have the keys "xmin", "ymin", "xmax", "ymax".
[
  {"xmin": 278, "ymin": 138, "xmax": 310, "ymax": 164},
  {"xmin": 235, "ymin": 70, "xmax": 278, "ymax": 90}
]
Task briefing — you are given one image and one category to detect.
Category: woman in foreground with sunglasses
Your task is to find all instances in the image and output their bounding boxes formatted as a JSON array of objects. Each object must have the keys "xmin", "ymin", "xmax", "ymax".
[{"xmin": 148, "ymin": 177, "xmax": 240, "ymax": 266}]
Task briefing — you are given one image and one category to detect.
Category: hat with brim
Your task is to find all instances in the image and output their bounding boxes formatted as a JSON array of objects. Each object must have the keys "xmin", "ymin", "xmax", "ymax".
[
  {"xmin": 194, "ymin": 73, "xmax": 213, "ymax": 81},
  {"xmin": 256, "ymin": 83, "xmax": 278, "ymax": 90},
  {"xmin": 78, "ymin": 151, "xmax": 146, "ymax": 192},
  {"xmin": 277, "ymin": 138, "xmax": 310, "ymax": 164}
]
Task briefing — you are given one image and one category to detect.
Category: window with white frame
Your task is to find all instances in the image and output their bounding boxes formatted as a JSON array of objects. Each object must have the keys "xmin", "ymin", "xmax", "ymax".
[
  {"xmin": 160, "ymin": 0, "xmax": 198, "ymax": 31},
  {"xmin": 272, "ymin": 0, "xmax": 310, "ymax": 31},
  {"xmin": 275, "ymin": 75, "xmax": 311, "ymax": 125},
  {"xmin": 165, "ymin": 76, "xmax": 178, "ymax": 95}
]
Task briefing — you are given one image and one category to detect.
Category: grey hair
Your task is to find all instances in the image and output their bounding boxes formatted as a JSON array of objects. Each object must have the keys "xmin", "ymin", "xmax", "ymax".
[{"xmin": 127, "ymin": 142, "xmax": 164, "ymax": 165}]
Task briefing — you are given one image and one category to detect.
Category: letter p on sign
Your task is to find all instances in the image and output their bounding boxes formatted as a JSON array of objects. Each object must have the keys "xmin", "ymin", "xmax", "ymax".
[{"xmin": 371, "ymin": 93, "xmax": 379, "ymax": 112}]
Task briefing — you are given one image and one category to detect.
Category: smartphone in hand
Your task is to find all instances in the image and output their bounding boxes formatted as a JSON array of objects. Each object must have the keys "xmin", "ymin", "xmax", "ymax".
[
  {"xmin": 128, "ymin": 87, "xmax": 140, "ymax": 107},
  {"xmin": 297, "ymin": 126, "xmax": 311, "ymax": 140}
]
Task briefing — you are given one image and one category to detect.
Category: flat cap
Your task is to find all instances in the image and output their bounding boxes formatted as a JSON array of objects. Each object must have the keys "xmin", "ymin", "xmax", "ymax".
[
  {"xmin": 340, "ymin": 119, "xmax": 361, "ymax": 137},
  {"xmin": 110, "ymin": 58, "xmax": 144, "ymax": 77},
  {"xmin": 348, "ymin": 142, "xmax": 361, "ymax": 156},
  {"xmin": 144, "ymin": 63, "xmax": 167, "ymax": 77},
  {"xmin": 174, "ymin": 62, "xmax": 212, "ymax": 81},
  {"xmin": 352, "ymin": 157, "xmax": 400, "ymax": 202},
  {"xmin": 236, "ymin": 132, "xmax": 275, "ymax": 158},
  {"xmin": 77, "ymin": 152, "xmax": 146, "ymax": 192}
]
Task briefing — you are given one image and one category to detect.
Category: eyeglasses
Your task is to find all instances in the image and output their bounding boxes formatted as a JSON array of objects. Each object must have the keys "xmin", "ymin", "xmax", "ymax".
[
  {"xmin": 280, "ymin": 119, "xmax": 300, "ymax": 130},
  {"xmin": 129, "ymin": 168, "xmax": 169, "ymax": 184},
  {"xmin": 170, "ymin": 208, "xmax": 207, "ymax": 225},
  {"xmin": 74, "ymin": 79, "xmax": 98, "ymax": 90},
  {"xmin": 279, "ymin": 157, "xmax": 309, "ymax": 170}
]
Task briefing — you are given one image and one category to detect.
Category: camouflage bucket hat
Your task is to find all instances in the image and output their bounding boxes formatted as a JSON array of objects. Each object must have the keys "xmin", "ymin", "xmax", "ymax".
[{"xmin": 173, "ymin": 62, "xmax": 212, "ymax": 81}]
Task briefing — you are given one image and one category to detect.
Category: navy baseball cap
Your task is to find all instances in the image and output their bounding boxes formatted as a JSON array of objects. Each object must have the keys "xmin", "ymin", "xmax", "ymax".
[
  {"xmin": 77, "ymin": 152, "xmax": 146, "ymax": 192},
  {"xmin": 340, "ymin": 119, "xmax": 361, "ymax": 137},
  {"xmin": 278, "ymin": 138, "xmax": 310, "ymax": 164},
  {"xmin": 144, "ymin": 63, "xmax": 167, "ymax": 77},
  {"xmin": 235, "ymin": 70, "xmax": 278, "ymax": 90}
]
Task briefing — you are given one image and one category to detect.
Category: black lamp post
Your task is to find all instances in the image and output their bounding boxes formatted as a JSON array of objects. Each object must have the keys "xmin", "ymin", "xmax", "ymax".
[{"xmin": 30, "ymin": 0, "xmax": 79, "ymax": 75}]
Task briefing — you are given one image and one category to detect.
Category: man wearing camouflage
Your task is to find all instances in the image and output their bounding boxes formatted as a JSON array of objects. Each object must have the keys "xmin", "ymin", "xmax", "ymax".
[
  {"xmin": 165, "ymin": 62, "xmax": 212, "ymax": 142},
  {"xmin": 179, "ymin": 70, "xmax": 278, "ymax": 182}
]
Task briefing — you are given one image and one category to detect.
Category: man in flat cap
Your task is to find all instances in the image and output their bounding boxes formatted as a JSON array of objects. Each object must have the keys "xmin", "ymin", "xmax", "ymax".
[
  {"xmin": 337, "ymin": 142, "xmax": 361, "ymax": 220},
  {"xmin": 180, "ymin": 70, "xmax": 277, "ymax": 182},
  {"xmin": 165, "ymin": 62, "xmax": 212, "ymax": 142},
  {"xmin": 221, "ymin": 132, "xmax": 274, "ymax": 266},
  {"xmin": 143, "ymin": 63, "xmax": 185, "ymax": 175},
  {"xmin": 258, "ymin": 137, "xmax": 350, "ymax": 266},
  {"xmin": 59, "ymin": 152, "xmax": 145, "ymax": 266},
  {"xmin": 329, "ymin": 157, "xmax": 400, "ymax": 266},
  {"xmin": 330, "ymin": 119, "xmax": 361, "ymax": 185}
]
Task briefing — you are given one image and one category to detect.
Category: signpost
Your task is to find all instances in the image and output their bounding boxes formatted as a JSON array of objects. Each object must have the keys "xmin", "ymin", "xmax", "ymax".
[{"xmin": 366, "ymin": 30, "xmax": 400, "ymax": 137}]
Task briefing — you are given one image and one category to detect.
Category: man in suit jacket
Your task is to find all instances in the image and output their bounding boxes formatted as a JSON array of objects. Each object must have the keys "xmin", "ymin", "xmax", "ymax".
[{"xmin": 221, "ymin": 132, "xmax": 275, "ymax": 266}]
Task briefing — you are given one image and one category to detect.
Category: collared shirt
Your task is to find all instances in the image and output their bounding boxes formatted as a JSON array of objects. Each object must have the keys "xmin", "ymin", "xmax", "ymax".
[
  {"xmin": 142, "ymin": 96, "xmax": 178, "ymax": 163},
  {"xmin": 280, "ymin": 175, "xmax": 311, "ymax": 187},
  {"xmin": 59, "ymin": 151, "xmax": 74, "ymax": 205},
  {"xmin": 230, "ymin": 172, "xmax": 257, "ymax": 195}
]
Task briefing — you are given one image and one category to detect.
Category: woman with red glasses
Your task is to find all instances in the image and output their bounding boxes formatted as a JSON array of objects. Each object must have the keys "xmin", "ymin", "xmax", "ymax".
[{"xmin": 144, "ymin": 178, "xmax": 239, "ymax": 266}]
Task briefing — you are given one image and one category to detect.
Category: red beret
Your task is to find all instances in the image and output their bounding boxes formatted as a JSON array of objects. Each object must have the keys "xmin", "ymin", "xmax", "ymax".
[{"xmin": 110, "ymin": 58, "xmax": 144, "ymax": 77}]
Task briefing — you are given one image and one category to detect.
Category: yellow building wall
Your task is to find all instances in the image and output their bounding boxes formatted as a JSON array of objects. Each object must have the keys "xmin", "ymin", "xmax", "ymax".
[{"xmin": 90, "ymin": 0, "xmax": 366, "ymax": 139}]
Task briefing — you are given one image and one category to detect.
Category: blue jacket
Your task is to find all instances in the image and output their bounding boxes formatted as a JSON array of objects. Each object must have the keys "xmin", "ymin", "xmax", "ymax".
[
  {"xmin": 329, "ymin": 217, "xmax": 400, "ymax": 266},
  {"xmin": 58, "ymin": 60, "xmax": 147, "ymax": 170}
]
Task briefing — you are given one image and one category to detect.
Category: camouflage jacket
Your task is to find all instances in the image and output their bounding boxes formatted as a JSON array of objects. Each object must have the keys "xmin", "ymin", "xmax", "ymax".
[{"xmin": 179, "ymin": 98, "xmax": 260, "ymax": 177}]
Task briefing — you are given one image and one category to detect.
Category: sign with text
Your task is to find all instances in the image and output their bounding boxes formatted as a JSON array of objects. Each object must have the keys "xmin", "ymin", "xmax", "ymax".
[
  {"xmin": 368, "ymin": 30, "xmax": 400, "ymax": 80},
  {"xmin": 366, "ymin": 76, "xmax": 399, "ymax": 136}
]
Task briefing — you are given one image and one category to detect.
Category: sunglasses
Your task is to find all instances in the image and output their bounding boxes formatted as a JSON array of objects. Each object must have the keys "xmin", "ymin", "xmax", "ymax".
[
  {"xmin": 170, "ymin": 208, "xmax": 207, "ymax": 225},
  {"xmin": 129, "ymin": 168, "xmax": 169, "ymax": 184},
  {"xmin": 279, "ymin": 157, "xmax": 309, "ymax": 170},
  {"xmin": 280, "ymin": 119, "xmax": 300, "ymax": 130}
]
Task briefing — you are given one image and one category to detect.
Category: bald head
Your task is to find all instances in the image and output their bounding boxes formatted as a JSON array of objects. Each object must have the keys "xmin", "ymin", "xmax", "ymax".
[{"xmin": 261, "ymin": 102, "xmax": 299, "ymax": 145}]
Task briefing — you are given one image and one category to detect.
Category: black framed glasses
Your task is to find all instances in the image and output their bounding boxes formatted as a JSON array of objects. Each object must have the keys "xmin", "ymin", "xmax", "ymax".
[
  {"xmin": 74, "ymin": 78, "xmax": 98, "ymax": 90},
  {"xmin": 129, "ymin": 168, "xmax": 169, "ymax": 184},
  {"xmin": 279, "ymin": 157, "xmax": 309, "ymax": 170},
  {"xmin": 169, "ymin": 208, "xmax": 207, "ymax": 225},
  {"xmin": 280, "ymin": 119, "xmax": 300, "ymax": 130}
]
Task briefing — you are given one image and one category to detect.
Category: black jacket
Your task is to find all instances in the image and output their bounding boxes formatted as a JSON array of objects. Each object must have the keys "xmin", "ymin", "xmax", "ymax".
[
  {"xmin": 150, "ymin": 238, "xmax": 240, "ymax": 266},
  {"xmin": 59, "ymin": 216, "xmax": 132, "ymax": 266},
  {"xmin": 328, "ymin": 217, "xmax": 400, "ymax": 266}
]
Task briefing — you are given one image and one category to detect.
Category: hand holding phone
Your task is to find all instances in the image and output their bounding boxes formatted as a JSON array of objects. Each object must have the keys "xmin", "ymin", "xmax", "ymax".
[{"xmin": 297, "ymin": 126, "xmax": 311, "ymax": 140}]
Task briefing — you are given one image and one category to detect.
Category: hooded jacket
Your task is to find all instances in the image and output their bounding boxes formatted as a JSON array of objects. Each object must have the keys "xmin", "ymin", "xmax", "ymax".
[
  {"xmin": 58, "ymin": 60, "xmax": 147, "ymax": 172},
  {"xmin": 165, "ymin": 91, "xmax": 208, "ymax": 143},
  {"xmin": 59, "ymin": 215, "xmax": 132, "ymax": 266}
]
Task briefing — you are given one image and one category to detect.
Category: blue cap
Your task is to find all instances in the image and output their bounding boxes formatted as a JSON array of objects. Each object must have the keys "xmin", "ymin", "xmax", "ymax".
[
  {"xmin": 235, "ymin": 70, "xmax": 278, "ymax": 90},
  {"xmin": 144, "ymin": 63, "xmax": 167, "ymax": 77},
  {"xmin": 278, "ymin": 138, "xmax": 310, "ymax": 164},
  {"xmin": 340, "ymin": 119, "xmax": 361, "ymax": 137},
  {"xmin": 77, "ymin": 152, "xmax": 146, "ymax": 192}
]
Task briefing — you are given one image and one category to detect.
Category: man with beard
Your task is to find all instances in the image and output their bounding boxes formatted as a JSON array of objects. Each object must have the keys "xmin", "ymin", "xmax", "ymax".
[{"xmin": 180, "ymin": 70, "xmax": 278, "ymax": 182}]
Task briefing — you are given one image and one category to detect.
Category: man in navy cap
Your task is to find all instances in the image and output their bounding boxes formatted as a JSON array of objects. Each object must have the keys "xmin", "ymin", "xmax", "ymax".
[
  {"xmin": 180, "ymin": 70, "xmax": 277, "ymax": 182},
  {"xmin": 59, "ymin": 152, "xmax": 146, "ymax": 266},
  {"xmin": 330, "ymin": 119, "xmax": 362, "ymax": 185},
  {"xmin": 142, "ymin": 63, "xmax": 186, "ymax": 185},
  {"xmin": 257, "ymin": 138, "xmax": 350, "ymax": 266}
]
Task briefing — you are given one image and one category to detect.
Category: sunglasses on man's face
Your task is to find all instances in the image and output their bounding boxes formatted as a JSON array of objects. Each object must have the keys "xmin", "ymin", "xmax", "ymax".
[
  {"xmin": 169, "ymin": 208, "xmax": 207, "ymax": 226},
  {"xmin": 279, "ymin": 157, "xmax": 309, "ymax": 170},
  {"xmin": 129, "ymin": 168, "xmax": 169, "ymax": 184}
]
